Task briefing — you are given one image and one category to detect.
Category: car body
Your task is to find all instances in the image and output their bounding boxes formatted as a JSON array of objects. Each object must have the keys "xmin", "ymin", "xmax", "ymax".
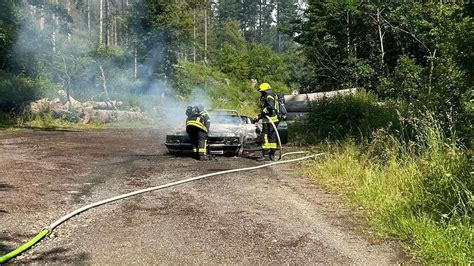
[{"xmin": 165, "ymin": 109, "xmax": 288, "ymax": 156}]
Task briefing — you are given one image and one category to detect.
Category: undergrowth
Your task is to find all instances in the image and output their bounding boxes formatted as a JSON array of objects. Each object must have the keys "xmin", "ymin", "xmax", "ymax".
[
  {"xmin": 172, "ymin": 61, "xmax": 290, "ymax": 116},
  {"xmin": 300, "ymin": 113, "xmax": 473, "ymax": 263},
  {"xmin": 15, "ymin": 113, "xmax": 106, "ymax": 130}
]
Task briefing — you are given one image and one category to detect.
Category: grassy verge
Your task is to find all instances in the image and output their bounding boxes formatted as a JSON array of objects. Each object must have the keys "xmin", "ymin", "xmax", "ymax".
[
  {"xmin": 297, "ymin": 94, "xmax": 473, "ymax": 263},
  {"xmin": 16, "ymin": 113, "xmax": 109, "ymax": 130},
  {"xmin": 302, "ymin": 143, "xmax": 472, "ymax": 262},
  {"xmin": 0, "ymin": 112, "xmax": 158, "ymax": 131}
]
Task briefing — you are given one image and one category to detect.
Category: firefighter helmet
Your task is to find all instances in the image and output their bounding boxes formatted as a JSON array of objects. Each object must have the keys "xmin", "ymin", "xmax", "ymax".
[
  {"xmin": 259, "ymin": 82, "xmax": 271, "ymax": 91},
  {"xmin": 185, "ymin": 106, "xmax": 193, "ymax": 117},
  {"xmin": 196, "ymin": 104, "xmax": 205, "ymax": 113},
  {"xmin": 192, "ymin": 105, "xmax": 200, "ymax": 114}
]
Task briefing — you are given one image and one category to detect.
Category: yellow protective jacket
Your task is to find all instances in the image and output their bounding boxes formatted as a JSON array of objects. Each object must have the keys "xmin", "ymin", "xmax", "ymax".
[
  {"xmin": 186, "ymin": 110, "xmax": 211, "ymax": 133},
  {"xmin": 259, "ymin": 90, "xmax": 279, "ymax": 123}
]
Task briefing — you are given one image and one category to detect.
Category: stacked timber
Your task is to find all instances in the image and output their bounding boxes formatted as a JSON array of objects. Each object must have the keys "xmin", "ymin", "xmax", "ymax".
[
  {"xmin": 284, "ymin": 88, "xmax": 358, "ymax": 121},
  {"xmin": 27, "ymin": 90, "xmax": 144, "ymax": 124}
]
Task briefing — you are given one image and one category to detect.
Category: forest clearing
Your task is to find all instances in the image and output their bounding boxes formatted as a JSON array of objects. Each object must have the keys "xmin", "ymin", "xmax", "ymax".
[{"xmin": 0, "ymin": 0, "xmax": 472, "ymax": 264}]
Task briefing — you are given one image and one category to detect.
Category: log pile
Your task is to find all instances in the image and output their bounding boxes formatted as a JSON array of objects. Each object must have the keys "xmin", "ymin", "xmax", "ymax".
[
  {"xmin": 284, "ymin": 88, "xmax": 358, "ymax": 121},
  {"xmin": 27, "ymin": 90, "xmax": 144, "ymax": 124}
]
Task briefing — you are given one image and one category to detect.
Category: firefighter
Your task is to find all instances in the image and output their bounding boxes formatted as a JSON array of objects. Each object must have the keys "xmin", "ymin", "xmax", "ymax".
[
  {"xmin": 185, "ymin": 105, "xmax": 211, "ymax": 161},
  {"xmin": 254, "ymin": 82, "xmax": 279, "ymax": 161}
]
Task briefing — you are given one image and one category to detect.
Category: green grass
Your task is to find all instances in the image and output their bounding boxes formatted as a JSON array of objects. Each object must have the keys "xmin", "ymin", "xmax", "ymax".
[
  {"xmin": 0, "ymin": 110, "xmax": 160, "ymax": 131},
  {"xmin": 300, "ymin": 123, "xmax": 473, "ymax": 263},
  {"xmin": 14, "ymin": 113, "xmax": 106, "ymax": 130}
]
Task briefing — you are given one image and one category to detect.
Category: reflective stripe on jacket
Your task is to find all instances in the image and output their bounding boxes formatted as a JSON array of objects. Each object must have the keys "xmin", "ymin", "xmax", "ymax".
[{"xmin": 186, "ymin": 111, "xmax": 210, "ymax": 132}]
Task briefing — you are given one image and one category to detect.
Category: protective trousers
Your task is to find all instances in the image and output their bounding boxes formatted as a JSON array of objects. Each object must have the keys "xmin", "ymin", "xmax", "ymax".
[
  {"xmin": 187, "ymin": 126, "xmax": 208, "ymax": 159},
  {"xmin": 261, "ymin": 121, "xmax": 278, "ymax": 157}
]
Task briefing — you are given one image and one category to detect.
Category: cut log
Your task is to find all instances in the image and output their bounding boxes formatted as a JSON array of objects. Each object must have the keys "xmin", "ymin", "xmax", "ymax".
[
  {"xmin": 116, "ymin": 110, "xmax": 145, "ymax": 120},
  {"xmin": 90, "ymin": 110, "xmax": 145, "ymax": 123},
  {"xmin": 87, "ymin": 101, "xmax": 123, "ymax": 110},
  {"xmin": 26, "ymin": 96, "xmax": 142, "ymax": 125},
  {"xmin": 284, "ymin": 88, "xmax": 358, "ymax": 112}
]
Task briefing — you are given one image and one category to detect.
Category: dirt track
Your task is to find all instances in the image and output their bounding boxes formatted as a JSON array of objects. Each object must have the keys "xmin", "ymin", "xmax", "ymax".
[{"xmin": 0, "ymin": 129, "xmax": 404, "ymax": 264}]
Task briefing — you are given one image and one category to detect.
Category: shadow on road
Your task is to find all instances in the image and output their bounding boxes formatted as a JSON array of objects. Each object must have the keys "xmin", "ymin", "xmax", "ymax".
[
  {"xmin": 0, "ymin": 233, "xmax": 90, "ymax": 263},
  {"xmin": 0, "ymin": 183, "xmax": 15, "ymax": 192},
  {"xmin": 0, "ymin": 232, "xmax": 37, "ymax": 254},
  {"xmin": 21, "ymin": 247, "xmax": 90, "ymax": 264}
]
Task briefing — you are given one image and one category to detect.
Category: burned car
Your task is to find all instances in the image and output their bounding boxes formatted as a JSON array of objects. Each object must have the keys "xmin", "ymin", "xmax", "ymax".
[{"xmin": 165, "ymin": 109, "xmax": 288, "ymax": 156}]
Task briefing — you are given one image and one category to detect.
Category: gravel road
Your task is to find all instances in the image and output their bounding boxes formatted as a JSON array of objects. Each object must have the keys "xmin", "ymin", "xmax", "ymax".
[{"xmin": 0, "ymin": 129, "xmax": 404, "ymax": 264}]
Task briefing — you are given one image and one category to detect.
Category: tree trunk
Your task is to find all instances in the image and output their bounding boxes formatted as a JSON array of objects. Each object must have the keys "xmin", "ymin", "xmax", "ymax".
[
  {"xmin": 40, "ymin": 6, "xmax": 44, "ymax": 31},
  {"xmin": 428, "ymin": 49, "xmax": 437, "ymax": 95},
  {"xmin": 134, "ymin": 48, "xmax": 138, "ymax": 79},
  {"xmin": 105, "ymin": 0, "xmax": 110, "ymax": 46},
  {"xmin": 204, "ymin": 6, "xmax": 208, "ymax": 65},
  {"xmin": 98, "ymin": 64, "xmax": 118, "ymax": 111},
  {"xmin": 60, "ymin": 55, "xmax": 72, "ymax": 106},
  {"xmin": 376, "ymin": 8, "xmax": 385, "ymax": 66},
  {"xmin": 99, "ymin": 65, "xmax": 110, "ymax": 100},
  {"xmin": 259, "ymin": 0, "xmax": 263, "ymax": 42},
  {"xmin": 193, "ymin": 8, "xmax": 196, "ymax": 64},
  {"xmin": 87, "ymin": 0, "xmax": 91, "ymax": 33},
  {"xmin": 30, "ymin": 4, "xmax": 35, "ymax": 16},
  {"xmin": 99, "ymin": 0, "xmax": 103, "ymax": 45},
  {"xmin": 346, "ymin": 11, "xmax": 350, "ymax": 54},
  {"xmin": 276, "ymin": 1, "xmax": 281, "ymax": 52},
  {"xmin": 114, "ymin": 16, "xmax": 118, "ymax": 46},
  {"xmin": 66, "ymin": 0, "xmax": 71, "ymax": 15},
  {"xmin": 67, "ymin": 0, "xmax": 72, "ymax": 42},
  {"xmin": 52, "ymin": 31, "xmax": 56, "ymax": 53}
]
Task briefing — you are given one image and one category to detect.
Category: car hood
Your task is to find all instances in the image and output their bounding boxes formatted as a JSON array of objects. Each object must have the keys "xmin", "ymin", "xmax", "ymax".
[{"xmin": 168, "ymin": 123, "xmax": 242, "ymax": 137}]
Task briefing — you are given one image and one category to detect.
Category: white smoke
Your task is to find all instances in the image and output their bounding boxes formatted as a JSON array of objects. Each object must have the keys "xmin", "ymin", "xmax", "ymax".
[{"xmin": 12, "ymin": 1, "xmax": 215, "ymax": 129}]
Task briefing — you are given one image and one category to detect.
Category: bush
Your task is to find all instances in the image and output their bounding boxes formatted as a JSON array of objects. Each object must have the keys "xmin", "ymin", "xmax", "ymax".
[
  {"xmin": 0, "ymin": 70, "xmax": 41, "ymax": 113},
  {"xmin": 291, "ymin": 92, "xmax": 404, "ymax": 144},
  {"xmin": 171, "ymin": 61, "xmax": 260, "ymax": 116},
  {"xmin": 0, "ymin": 111, "xmax": 15, "ymax": 128},
  {"xmin": 214, "ymin": 44, "xmax": 249, "ymax": 81}
]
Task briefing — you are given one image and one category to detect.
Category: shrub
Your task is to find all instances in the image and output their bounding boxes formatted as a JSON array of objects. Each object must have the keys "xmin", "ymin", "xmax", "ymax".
[
  {"xmin": 171, "ymin": 61, "xmax": 260, "ymax": 115},
  {"xmin": 291, "ymin": 91, "xmax": 404, "ymax": 144},
  {"xmin": 0, "ymin": 70, "xmax": 41, "ymax": 113},
  {"xmin": 0, "ymin": 111, "xmax": 15, "ymax": 128}
]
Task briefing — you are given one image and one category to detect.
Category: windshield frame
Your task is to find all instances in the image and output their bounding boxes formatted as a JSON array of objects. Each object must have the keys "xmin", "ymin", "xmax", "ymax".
[{"xmin": 208, "ymin": 110, "xmax": 242, "ymax": 125}]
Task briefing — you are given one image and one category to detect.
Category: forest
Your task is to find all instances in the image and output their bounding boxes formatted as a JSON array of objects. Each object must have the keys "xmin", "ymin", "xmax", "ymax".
[{"xmin": 0, "ymin": 0, "xmax": 472, "ymax": 263}]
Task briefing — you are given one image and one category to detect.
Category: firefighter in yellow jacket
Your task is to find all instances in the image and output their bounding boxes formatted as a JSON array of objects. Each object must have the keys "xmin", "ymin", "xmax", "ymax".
[
  {"xmin": 186, "ymin": 105, "xmax": 211, "ymax": 160},
  {"xmin": 254, "ymin": 82, "xmax": 279, "ymax": 161}
]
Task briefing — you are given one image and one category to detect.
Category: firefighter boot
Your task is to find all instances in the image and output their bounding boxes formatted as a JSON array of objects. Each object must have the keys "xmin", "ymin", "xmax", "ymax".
[
  {"xmin": 257, "ymin": 150, "xmax": 270, "ymax": 161},
  {"xmin": 269, "ymin": 150, "xmax": 275, "ymax": 161}
]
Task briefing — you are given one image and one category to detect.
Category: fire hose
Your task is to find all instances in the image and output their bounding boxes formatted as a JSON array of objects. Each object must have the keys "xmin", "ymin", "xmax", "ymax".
[
  {"xmin": 0, "ymin": 118, "xmax": 321, "ymax": 263},
  {"xmin": 266, "ymin": 115, "xmax": 283, "ymax": 160}
]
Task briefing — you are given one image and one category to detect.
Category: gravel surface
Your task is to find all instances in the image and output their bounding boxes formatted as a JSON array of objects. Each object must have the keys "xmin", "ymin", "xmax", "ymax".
[{"xmin": 0, "ymin": 129, "xmax": 405, "ymax": 264}]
